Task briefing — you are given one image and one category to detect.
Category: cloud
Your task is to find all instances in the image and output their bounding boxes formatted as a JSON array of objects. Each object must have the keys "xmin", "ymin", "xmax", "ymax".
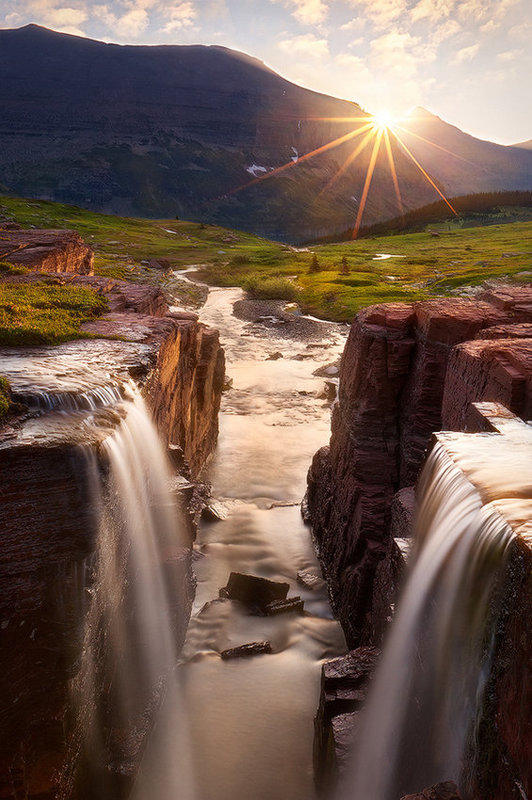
[
  {"xmin": 1, "ymin": 0, "xmax": 88, "ymax": 35},
  {"xmin": 453, "ymin": 42, "xmax": 480, "ymax": 63},
  {"xmin": 160, "ymin": 2, "xmax": 196, "ymax": 33},
  {"xmin": 93, "ymin": 3, "xmax": 149, "ymax": 38},
  {"xmin": 410, "ymin": 0, "xmax": 453, "ymax": 23},
  {"xmin": 278, "ymin": 32, "xmax": 329, "ymax": 59},
  {"xmin": 346, "ymin": 0, "xmax": 407, "ymax": 30},
  {"xmin": 496, "ymin": 48, "xmax": 523, "ymax": 62},
  {"xmin": 339, "ymin": 16, "xmax": 366, "ymax": 32},
  {"xmin": 271, "ymin": 0, "xmax": 328, "ymax": 27}
]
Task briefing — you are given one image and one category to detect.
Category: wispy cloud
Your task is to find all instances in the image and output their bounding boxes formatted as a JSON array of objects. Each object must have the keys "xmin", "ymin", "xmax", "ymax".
[
  {"xmin": 278, "ymin": 31, "xmax": 329, "ymax": 58},
  {"xmin": 271, "ymin": 0, "xmax": 328, "ymax": 27},
  {"xmin": 453, "ymin": 42, "xmax": 480, "ymax": 63}
]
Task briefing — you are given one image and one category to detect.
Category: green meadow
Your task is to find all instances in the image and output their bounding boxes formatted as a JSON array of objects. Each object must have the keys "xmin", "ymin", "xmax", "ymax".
[{"xmin": 1, "ymin": 195, "xmax": 531, "ymax": 323}]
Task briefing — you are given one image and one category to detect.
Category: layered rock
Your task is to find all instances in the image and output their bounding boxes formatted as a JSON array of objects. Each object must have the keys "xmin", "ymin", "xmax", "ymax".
[
  {"xmin": 307, "ymin": 286, "xmax": 532, "ymax": 647},
  {"xmin": 0, "ymin": 269, "xmax": 224, "ymax": 798},
  {"xmin": 0, "ymin": 228, "xmax": 94, "ymax": 274}
]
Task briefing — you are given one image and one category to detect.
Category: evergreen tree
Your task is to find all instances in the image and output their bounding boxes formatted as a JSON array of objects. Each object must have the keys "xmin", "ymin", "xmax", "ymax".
[
  {"xmin": 340, "ymin": 256, "xmax": 350, "ymax": 275},
  {"xmin": 309, "ymin": 253, "xmax": 320, "ymax": 273}
]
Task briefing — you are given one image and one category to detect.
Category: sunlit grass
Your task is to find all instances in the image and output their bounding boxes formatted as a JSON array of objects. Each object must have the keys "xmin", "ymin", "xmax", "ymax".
[
  {"xmin": 0, "ymin": 376, "xmax": 10, "ymax": 419},
  {"xmin": 0, "ymin": 282, "xmax": 108, "ymax": 345},
  {"xmin": 1, "ymin": 195, "xmax": 531, "ymax": 323}
]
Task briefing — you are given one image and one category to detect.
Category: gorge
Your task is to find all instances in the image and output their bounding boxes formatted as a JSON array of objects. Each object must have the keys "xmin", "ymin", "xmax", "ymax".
[{"xmin": 0, "ymin": 228, "xmax": 531, "ymax": 800}]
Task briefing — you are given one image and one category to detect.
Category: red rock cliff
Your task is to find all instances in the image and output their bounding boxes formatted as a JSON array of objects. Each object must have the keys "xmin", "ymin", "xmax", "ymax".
[{"xmin": 306, "ymin": 286, "xmax": 532, "ymax": 647}]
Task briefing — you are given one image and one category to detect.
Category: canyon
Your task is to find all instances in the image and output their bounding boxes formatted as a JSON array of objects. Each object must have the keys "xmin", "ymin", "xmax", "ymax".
[{"xmin": 0, "ymin": 226, "xmax": 530, "ymax": 800}]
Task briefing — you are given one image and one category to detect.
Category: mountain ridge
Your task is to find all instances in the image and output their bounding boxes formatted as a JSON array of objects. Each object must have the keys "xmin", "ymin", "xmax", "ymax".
[{"xmin": 0, "ymin": 25, "xmax": 531, "ymax": 242}]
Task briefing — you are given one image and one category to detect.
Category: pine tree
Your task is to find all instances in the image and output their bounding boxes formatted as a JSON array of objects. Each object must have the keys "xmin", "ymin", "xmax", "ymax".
[
  {"xmin": 340, "ymin": 256, "xmax": 350, "ymax": 275},
  {"xmin": 309, "ymin": 253, "xmax": 320, "ymax": 273}
]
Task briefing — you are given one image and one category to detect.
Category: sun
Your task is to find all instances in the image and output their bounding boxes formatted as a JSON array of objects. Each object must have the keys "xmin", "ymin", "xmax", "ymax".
[{"xmin": 371, "ymin": 110, "xmax": 397, "ymax": 131}]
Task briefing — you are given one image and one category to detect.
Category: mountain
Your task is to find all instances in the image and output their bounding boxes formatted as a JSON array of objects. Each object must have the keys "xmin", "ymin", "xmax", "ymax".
[
  {"xmin": 513, "ymin": 139, "xmax": 532, "ymax": 150},
  {"xmin": 0, "ymin": 25, "xmax": 531, "ymax": 242}
]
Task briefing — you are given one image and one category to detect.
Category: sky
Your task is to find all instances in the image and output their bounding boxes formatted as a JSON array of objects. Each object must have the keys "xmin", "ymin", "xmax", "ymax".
[{"xmin": 1, "ymin": 0, "xmax": 531, "ymax": 145}]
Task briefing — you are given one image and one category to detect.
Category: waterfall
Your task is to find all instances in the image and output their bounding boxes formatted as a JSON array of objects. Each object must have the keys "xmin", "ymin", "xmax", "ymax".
[
  {"xmin": 344, "ymin": 441, "xmax": 514, "ymax": 800},
  {"xmin": 59, "ymin": 385, "xmax": 194, "ymax": 799}
]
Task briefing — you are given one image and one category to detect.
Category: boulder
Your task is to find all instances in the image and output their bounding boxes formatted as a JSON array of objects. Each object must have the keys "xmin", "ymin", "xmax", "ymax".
[
  {"xmin": 220, "ymin": 572, "xmax": 289, "ymax": 611},
  {"xmin": 0, "ymin": 229, "xmax": 94, "ymax": 274}
]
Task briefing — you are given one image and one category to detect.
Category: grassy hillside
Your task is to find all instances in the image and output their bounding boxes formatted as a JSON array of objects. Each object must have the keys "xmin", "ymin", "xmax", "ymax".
[{"xmin": 1, "ymin": 196, "xmax": 531, "ymax": 323}]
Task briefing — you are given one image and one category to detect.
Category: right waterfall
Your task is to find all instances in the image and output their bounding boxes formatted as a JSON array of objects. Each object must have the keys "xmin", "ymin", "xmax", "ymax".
[{"xmin": 344, "ymin": 440, "xmax": 515, "ymax": 800}]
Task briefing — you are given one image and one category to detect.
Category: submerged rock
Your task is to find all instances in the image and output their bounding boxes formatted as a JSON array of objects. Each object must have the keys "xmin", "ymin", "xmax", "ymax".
[
  {"xmin": 220, "ymin": 641, "xmax": 272, "ymax": 660},
  {"xmin": 264, "ymin": 597, "xmax": 304, "ymax": 615}
]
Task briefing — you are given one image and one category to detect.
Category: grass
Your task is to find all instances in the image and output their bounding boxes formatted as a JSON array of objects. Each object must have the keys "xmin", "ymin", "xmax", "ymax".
[
  {"xmin": 0, "ymin": 376, "xmax": 10, "ymax": 419},
  {"xmin": 1, "ymin": 195, "xmax": 531, "ymax": 323},
  {"xmin": 0, "ymin": 261, "xmax": 31, "ymax": 276},
  {"xmin": 0, "ymin": 282, "xmax": 108, "ymax": 345}
]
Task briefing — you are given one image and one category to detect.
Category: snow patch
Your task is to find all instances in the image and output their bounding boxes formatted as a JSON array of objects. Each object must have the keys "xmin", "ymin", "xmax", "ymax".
[
  {"xmin": 246, "ymin": 164, "xmax": 268, "ymax": 177},
  {"xmin": 291, "ymin": 147, "xmax": 299, "ymax": 163}
]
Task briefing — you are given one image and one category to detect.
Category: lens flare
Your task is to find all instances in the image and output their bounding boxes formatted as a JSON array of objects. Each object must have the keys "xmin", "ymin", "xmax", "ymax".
[
  {"xmin": 228, "ymin": 106, "xmax": 460, "ymax": 238},
  {"xmin": 371, "ymin": 110, "xmax": 396, "ymax": 131}
]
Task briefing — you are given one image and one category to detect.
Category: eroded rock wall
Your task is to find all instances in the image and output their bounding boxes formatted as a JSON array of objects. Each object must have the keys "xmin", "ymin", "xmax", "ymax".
[
  {"xmin": 0, "ymin": 275, "xmax": 224, "ymax": 798},
  {"xmin": 307, "ymin": 286, "xmax": 532, "ymax": 648}
]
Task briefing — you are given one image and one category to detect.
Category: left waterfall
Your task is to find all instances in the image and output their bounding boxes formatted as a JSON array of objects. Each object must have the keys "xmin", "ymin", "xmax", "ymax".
[{"xmin": 59, "ymin": 385, "xmax": 194, "ymax": 800}]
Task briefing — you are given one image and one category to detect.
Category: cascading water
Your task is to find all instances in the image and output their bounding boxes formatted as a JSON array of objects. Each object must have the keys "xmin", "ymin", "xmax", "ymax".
[
  {"xmin": 344, "ymin": 441, "xmax": 514, "ymax": 800},
  {"xmin": 59, "ymin": 386, "xmax": 194, "ymax": 799}
]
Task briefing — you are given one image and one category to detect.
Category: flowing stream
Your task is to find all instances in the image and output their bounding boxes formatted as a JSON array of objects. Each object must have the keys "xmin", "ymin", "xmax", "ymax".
[{"xmin": 132, "ymin": 285, "xmax": 348, "ymax": 800}]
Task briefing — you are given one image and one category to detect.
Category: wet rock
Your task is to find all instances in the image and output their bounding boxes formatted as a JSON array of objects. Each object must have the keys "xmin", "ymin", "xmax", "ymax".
[
  {"xmin": 391, "ymin": 486, "xmax": 416, "ymax": 540},
  {"xmin": 220, "ymin": 641, "xmax": 272, "ymax": 660},
  {"xmin": 313, "ymin": 362, "xmax": 340, "ymax": 377},
  {"xmin": 317, "ymin": 380, "xmax": 337, "ymax": 402},
  {"xmin": 220, "ymin": 572, "xmax": 289, "ymax": 611},
  {"xmin": 297, "ymin": 571, "xmax": 324, "ymax": 590},
  {"xmin": 201, "ymin": 500, "xmax": 228, "ymax": 522},
  {"xmin": 400, "ymin": 780, "xmax": 462, "ymax": 800},
  {"xmin": 263, "ymin": 597, "xmax": 304, "ymax": 615},
  {"xmin": 314, "ymin": 647, "xmax": 379, "ymax": 793}
]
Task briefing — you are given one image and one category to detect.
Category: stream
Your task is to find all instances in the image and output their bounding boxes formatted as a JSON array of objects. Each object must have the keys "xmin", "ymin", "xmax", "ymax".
[{"xmin": 134, "ymin": 283, "xmax": 348, "ymax": 800}]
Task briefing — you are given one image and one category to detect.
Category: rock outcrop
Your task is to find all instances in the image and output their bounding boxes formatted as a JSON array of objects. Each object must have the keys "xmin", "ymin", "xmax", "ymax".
[
  {"xmin": 0, "ymin": 228, "xmax": 94, "ymax": 274},
  {"xmin": 308, "ymin": 286, "xmax": 532, "ymax": 799},
  {"xmin": 0, "ymin": 262, "xmax": 224, "ymax": 798},
  {"xmin": 307, "ymin": 286, "xmax": 532, "ymax": 647}
]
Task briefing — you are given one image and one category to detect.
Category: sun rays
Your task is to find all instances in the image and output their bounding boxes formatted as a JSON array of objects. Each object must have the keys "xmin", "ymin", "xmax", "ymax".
[{"xmin": 229, "ymin": 108, "xmax": 459, "ymax": 238}]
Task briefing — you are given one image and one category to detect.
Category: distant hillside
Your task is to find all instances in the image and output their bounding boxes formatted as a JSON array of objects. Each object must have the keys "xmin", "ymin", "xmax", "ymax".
[
  {"xmin": 311, "ymin": 190, "xmax": 532, "ymax": 242},
  {"xmin": 513, "ymin": 140, "xmax": 532, "ymax": 150},
  {"xmin": 1, "ymin": 26, "xmax": 532, "ymax": 243}
]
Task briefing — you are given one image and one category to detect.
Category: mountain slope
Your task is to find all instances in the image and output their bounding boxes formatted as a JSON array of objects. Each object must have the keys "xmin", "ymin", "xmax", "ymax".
[
  {"xmin": 0, "ymin": 26, "xmax": 531, "ymax": 242},
  {"xmin": 513, "ymin": 139, "xmax": 532, "ymax": 150}
]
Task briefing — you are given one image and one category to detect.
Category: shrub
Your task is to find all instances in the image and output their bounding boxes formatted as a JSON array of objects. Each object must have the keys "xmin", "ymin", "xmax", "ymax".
[
  {"xmin": 242, "ymin": 275, "xmax": 299, "ymax": 301},
  {"xmin": 309, "ymin": 253, "xmax": 321, "ymax": 273}
]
